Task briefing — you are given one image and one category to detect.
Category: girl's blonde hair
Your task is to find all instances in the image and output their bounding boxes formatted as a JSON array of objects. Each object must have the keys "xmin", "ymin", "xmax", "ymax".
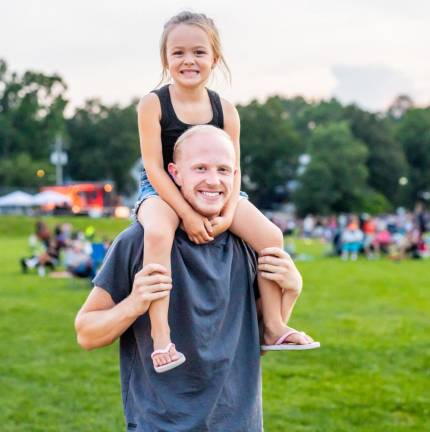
[{"xmin": 159, "ymin": 11, "xmax": 231, "ymax": 85}]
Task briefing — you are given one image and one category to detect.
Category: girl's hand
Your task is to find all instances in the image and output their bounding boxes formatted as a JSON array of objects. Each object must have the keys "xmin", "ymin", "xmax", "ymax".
[
  {"xmin": 210, "ymin": 214, "xmax": 234, "ymax": 238},
  {"xmin": 182, "ymin": 210, "xmax": 214, "ymax": 244}
]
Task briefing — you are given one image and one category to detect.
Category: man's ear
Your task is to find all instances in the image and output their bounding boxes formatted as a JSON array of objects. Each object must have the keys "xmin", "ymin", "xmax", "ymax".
[{"xmin": 167, "ymin": 162, "xmax": 182, "ymax": 186}]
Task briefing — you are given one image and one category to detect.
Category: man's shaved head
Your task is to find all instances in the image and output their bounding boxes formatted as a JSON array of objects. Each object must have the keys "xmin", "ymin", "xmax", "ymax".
[{"xmin": 173, "ymin": 125, "xmax": 235, "ymax": 163}]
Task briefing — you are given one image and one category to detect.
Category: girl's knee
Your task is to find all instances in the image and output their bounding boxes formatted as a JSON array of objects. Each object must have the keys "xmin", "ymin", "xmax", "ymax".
[
  {"xmin": 268, "ymin": 224, "xmax": 284, "ymax": 249},
  {"xmin": 144, "ymin": 226, "xmax": 174, "ymax": 250}
]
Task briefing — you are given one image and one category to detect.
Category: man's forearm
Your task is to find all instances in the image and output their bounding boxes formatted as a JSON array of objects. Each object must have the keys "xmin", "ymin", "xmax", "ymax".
[{"xmin": 75, "ymin": 296, "xmax": 141, "ymax": 350}]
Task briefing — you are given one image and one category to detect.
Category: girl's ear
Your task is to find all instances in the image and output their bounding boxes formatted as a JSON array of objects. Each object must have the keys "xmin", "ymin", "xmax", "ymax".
[{"xmin": 167, "ymin": 163, "xmax": 182, "ymax": 186}]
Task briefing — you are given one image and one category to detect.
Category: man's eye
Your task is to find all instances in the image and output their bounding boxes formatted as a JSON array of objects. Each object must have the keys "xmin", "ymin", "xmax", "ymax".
[{"xmin": 195, "ymin": 166, "xmax": 206, "ymax": 171}]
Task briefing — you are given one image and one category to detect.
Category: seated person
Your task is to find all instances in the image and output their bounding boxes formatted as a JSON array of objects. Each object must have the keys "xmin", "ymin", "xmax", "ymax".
[{"xmin": 20, "ymin": 236, "xmax": 60, "ymax": 277}]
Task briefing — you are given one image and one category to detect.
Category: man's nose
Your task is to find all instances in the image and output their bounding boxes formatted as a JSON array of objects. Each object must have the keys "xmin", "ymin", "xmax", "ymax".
[{"xmin": 204, "ymin": 170, "xmax": 221, "ymax": 185}]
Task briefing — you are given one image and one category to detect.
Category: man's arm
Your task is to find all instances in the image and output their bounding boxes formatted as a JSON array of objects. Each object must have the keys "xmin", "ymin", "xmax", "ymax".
[{"xmin": 75, "ymin": 264, "xmax": 172, "ymax": 350}]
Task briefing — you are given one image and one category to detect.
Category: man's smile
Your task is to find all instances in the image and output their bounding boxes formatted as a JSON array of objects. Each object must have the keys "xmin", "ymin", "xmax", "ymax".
[{"xmin": 197, "ymin": 190, "xmax": 223, "ymax": 201}]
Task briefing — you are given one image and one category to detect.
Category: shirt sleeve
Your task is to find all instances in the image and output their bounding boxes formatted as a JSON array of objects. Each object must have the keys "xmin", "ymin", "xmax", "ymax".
[
  {"xmin": 92, "ymin": 224, "xmax": 143, "ymax": 304},
  {"xmin": 241, "ymin": 241, "xmax": 260, "ymax": 300}
]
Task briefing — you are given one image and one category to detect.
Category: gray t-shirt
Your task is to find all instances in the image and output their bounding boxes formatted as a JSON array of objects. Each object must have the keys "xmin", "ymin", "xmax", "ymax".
[{"xmin": 93, "ymin": 222, "xmax": 262, "ymax": 432}]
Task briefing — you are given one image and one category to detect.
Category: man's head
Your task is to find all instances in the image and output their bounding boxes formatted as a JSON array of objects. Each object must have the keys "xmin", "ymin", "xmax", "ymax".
[{"xmin": 168, "ymin": 125, "xmax": 236, "ymax": 218}]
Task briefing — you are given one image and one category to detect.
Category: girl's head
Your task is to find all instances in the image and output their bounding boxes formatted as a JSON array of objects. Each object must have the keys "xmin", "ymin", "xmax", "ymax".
[{"xmin": 159, "ymin": 11, "xmax": 231, "ymax": 85}]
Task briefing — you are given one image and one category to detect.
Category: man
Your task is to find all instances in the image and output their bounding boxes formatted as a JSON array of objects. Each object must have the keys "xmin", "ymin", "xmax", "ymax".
[{"xmin": 75, "ymin": 125, "xmax": 306, "ymax": 431}]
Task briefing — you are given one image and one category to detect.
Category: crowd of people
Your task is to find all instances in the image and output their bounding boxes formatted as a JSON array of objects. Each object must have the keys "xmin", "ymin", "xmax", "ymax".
[
  {"xmin": 268, "ymin": 204, "xmax": 429, "ymax": 261},
  {"xmin": 20, "ymin": 205, "xmax": 429, "ymax": 278},
  {"xmin": 20, "ymin": 221, "xmax": 110, "ymax": 278}
]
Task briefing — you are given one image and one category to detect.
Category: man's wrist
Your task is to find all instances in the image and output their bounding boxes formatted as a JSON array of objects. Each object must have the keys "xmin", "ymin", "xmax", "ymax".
[
  {"xmin": 282, "ymin": 280, "xmax": 302, "ymax": 297},
  {"xmin": 122, "ymin": 295, "xmax": 147, "ymax": 320}
]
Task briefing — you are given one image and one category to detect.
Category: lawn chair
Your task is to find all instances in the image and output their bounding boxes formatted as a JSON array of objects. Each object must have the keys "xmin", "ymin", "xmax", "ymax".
[{"xmin": 91, "ymin": 243, "xmax": 106, "ymax": 276}]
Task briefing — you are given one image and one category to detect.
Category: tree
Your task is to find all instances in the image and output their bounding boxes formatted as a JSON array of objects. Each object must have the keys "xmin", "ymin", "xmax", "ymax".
[
  {"xmin": 387, "ymin": 94, "xmax": 414, "ymax": 120},
  {"xmin": 396, "ymin": 108, "xmax": 430, "ymax": 204},
  {"xmin": 294, "ymin": 122, "xmax": 368, "ymax": 215},
  {"xmin": 0, "ymin": 59, "xmax": 68, "ymax": 189},
  {"xmin": 343, "ymin": 105, "xmax": 408, "ymax": 206},
  {"xmin": 0, "ymin": 153, "xmax": 55, "ymax": 188},
  {"xmin": 238, "ymin": 97, "xmax": 303, "ymax": 208},
  {"xmin": 66, "ymin": 99, "xmax": 140, "ymax": 193},
  {"xmin": 0, "ymin": 59, "xmax": 68, "ymax": 161}
]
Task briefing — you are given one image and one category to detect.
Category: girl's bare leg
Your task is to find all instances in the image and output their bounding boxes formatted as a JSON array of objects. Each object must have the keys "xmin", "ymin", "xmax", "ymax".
[
  {"xmin": 137, "ymin": 198, "xmax": 180, "ymax": 368},
  {"xmin": 229, "ymin": 199, "xmax": 308, "ymax": 345}
]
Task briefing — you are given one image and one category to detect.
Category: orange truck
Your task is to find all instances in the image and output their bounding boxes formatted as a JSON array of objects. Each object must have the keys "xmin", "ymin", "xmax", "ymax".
[{"xmin": 41, "ymin": 182, "xmax": 116, "ymax": 216}]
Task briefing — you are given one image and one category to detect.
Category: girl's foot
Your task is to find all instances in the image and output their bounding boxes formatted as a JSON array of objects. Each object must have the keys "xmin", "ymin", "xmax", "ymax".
[
  {"xmin": 151, "ymin": 343, "xmax": 186, "ymax": 373},
  {"xmin": 263, "ymin": 323, "xmax": 314, "ymax": 346},
  {"xmin": 151, "ymin": 333, "xmax": 180, "ymax": 368}
]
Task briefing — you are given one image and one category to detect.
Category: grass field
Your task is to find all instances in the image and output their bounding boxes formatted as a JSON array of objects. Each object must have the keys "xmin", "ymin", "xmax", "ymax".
[{"xmin": 1, "ymin": 216, "xmax": 429, "ymax": 431}]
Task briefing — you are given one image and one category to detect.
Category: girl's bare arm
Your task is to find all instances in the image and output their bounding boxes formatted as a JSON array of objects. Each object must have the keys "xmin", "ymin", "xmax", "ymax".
[
  {"xmin": 138, "ymin": 94, "xmax": 212, "ymax": 243},
  {"xmin": 221, "ymin": 99, "xmax": 241, "ymax": 219},
  {"xmin": 138, "ymin": 94, "xmax": 193, "ymax": 219}
]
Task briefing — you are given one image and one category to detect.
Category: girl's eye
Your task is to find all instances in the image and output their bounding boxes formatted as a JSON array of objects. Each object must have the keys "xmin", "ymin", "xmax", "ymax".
[
  {"xmin": 195, "ymin": 50, "xmax": 206, "ymax": 55},
  {"xmin": 172, "ymin": 51, "xmax": 183, "ymax": 56}
]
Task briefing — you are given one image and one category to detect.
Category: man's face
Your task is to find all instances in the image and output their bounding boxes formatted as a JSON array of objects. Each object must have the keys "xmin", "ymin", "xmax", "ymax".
[{"xmin": 168, "ymin": 132, "xmax": 236, "ymax": 218}]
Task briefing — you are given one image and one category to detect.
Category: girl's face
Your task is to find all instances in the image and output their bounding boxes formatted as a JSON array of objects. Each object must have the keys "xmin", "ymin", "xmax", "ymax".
[{"xmin": 165, "ymin": 24, "xmax": 216, "ymax": 88}]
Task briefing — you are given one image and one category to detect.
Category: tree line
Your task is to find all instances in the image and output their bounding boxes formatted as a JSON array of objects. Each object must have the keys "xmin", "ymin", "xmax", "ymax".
[{"xmin": 1, "ymin": 59, "xmax": 429, "ymax": 215}]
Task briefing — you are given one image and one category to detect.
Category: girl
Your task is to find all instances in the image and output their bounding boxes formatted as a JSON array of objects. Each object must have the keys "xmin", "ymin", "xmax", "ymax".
[{"xmin": 136, "ymin": 11, "xmax": 319, "ymax": 373}]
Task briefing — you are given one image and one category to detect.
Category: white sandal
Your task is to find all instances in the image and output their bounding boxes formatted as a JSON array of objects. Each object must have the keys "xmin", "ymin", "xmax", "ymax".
[{"xmin": 151, "ymin": 343, "xmax": 186, "ymax": 373}]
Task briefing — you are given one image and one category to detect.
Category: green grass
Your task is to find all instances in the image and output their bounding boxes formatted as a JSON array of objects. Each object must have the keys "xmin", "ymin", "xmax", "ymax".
[{"xmin": 0, "ymin": 217, "xmax": 429, "ymax": 431}]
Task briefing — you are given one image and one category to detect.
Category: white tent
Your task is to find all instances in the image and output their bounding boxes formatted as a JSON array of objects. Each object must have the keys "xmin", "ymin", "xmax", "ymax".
[
  {"xmin": 0, "ymin": 191, "xmax": 34, "ymax": 207},
  {"xmin": 33, "ymin": 191, "xmax": 71, "ymax": 206}
]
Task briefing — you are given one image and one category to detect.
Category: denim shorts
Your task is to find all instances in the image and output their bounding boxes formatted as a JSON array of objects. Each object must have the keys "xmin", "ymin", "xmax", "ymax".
[{"xmin": 133, "ymin": 168, "xmax": 248, "ymax": 219}]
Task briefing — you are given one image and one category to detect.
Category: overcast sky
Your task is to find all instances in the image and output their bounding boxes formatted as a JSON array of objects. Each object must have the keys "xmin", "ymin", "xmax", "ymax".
[{"xmin": 2, "ymin": 0, "xmax": 429, "ymax": 112}]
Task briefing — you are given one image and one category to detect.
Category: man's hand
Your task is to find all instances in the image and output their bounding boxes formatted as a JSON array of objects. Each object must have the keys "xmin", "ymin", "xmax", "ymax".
[
  {"xmin": 257, "ymin": 247, "xmax": 303, "ymax": 296},
  {"xmin": 127, "ymin": 263, "xmax": 173, "ymax": 316},
  {"xmin": 210, "ymin": 214, "xmax": 234, "ymax": 238},
  {"xmin": 182, "ymin": 210, "xmax": 214, "ymax": 244}
]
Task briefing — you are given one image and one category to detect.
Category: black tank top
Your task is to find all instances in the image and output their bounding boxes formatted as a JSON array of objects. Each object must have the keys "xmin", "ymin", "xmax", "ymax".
[{"xmin": 150, "ymin": 84, "xmax": 224, "ymax": 171}]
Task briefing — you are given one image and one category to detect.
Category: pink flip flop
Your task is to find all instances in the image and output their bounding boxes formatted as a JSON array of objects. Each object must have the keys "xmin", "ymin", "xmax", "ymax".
[
  {"xmin": 151, "ymin": 343, "xmax": 186, "ymax": 373},
  {"xmin": 261, "ymin": 328, "xmax": 320, "ymax": 351}
]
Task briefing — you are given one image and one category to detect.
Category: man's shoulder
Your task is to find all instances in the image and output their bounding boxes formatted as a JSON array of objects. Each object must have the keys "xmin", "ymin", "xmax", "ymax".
[
  {"xmin": 107, "ymin": 222, "xmax": 144, "ymax": 260},
  {"xmin": 236, "ymin": 236, "xmax": 258, "ymax": 274},
  {"xmin": 115, "ymin": 222, "xmax": 144, "ymax": 243}
]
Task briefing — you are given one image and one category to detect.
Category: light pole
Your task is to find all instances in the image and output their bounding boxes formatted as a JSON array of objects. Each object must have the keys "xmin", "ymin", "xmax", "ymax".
[{"xmin": 50, "ymin": 135, "xmax": 68, "ymax": 185}]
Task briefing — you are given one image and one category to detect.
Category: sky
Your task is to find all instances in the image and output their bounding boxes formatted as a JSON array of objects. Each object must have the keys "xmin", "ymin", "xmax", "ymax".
[{"xmin": 2, "ymin": 0, "xmax": 429, "ymax": 112}]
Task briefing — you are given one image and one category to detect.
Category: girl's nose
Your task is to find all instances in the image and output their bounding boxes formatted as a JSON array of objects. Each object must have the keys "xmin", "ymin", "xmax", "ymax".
[{"xmin": 183, "ymin": 54, "xmax": 195, "ymax": 65}]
